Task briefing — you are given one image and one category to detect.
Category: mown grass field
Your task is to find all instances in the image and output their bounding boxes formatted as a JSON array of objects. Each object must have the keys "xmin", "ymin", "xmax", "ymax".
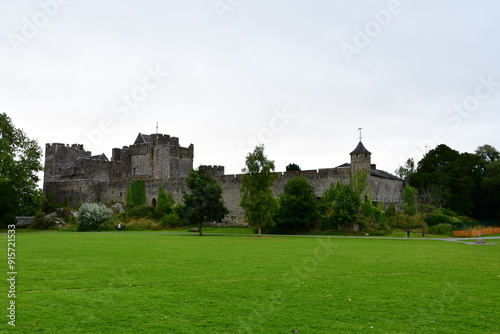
[{"xmin": 1, "ymin": 231, "xmax": 499, "ymax": 333}]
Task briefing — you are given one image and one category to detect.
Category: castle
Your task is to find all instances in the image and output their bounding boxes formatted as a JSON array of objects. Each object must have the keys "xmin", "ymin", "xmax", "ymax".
[{"xmin": 43, "ymin": 133, "xmax": 404, "ymax": 223}]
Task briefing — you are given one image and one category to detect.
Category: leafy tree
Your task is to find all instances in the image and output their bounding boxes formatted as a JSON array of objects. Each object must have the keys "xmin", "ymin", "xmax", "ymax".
[
  {"xmin": 154, "ymin": 186, "xmax": 175, "ymax": 218},
  {"xmin": 476, "ymin": 160, "xmax": 500, "ymax": 219},
  {"xmin": 286, "ymin": 163, "xmax": 301, "ymax": 172},
  {"xmin": 332, "ymin": 182, "xmax": 361, "ymax": 228},
  {"xmin": 349, "ymin": 170, "xmax": 369, "ymax": 203},
  {"xmin": 126, "ymin": 180, "xmax": 147, "ymax": 209},
  {"xmin": 0, "ymin": 113, "xmax": 43, "ymax": 226},
  {"xmin": 410, "ymin": 144, "xmax": 482, "ymax": 216},
  {"xmin": 475, "ymin": 144, "xmax": 500, "ymax": 162},
  {"xmin": 401, "ymin": 185, "xmax": 420, "ymax": 234},
  {"xmin": 402, "ymin": 185, "xmax": 418, "ymax": 217},
  {"xmin": 178, "ymin": 168, "xmax": 228, "ymax": 236},
  {"xmin": 445, "ymin": 152, "xmax": 483, "ymax": 215},
  {"xmin": 275, "ymin": 177, "xmax": 317, "ymax": 234},
  {"xmin": 240, "ymin": 145, "xmax": 278, "ymax": 237},
  {"xmin": 319, "ymin": 181, "xmax": 360, "ymax": 230},
  {"xmin": 317, "ymin": 182, "xmax": 342, "ymax": 230},
  {"xmin": 358, "ymin": 201, "xmax": 386, "ymax": 231},
  {"xmin": 395, "ymin": 158, "xmax": 415, "ymax": 182}
]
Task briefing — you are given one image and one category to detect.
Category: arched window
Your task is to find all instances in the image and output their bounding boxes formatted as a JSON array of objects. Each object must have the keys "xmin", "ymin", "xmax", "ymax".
[{"xmin": 152, "ymin": 198, "xmax": 157, "ymax": 207}]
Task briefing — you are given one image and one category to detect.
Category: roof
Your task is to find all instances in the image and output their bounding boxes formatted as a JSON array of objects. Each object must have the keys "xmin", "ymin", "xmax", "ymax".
[
  {"xmin": 370, "ymin": 169, "xmax": 403, "ymax": 181},
  {"xmin": 134, "ymin": 133, "xmax": 151, "ymax": 145},
  {"xmin": 334, "ymin": 162, "xmax": 403, "ymax": 181},
  {"xmin": 70, "ymin": 154, "xmax": 108, "ymax": 167},
  {"xmin": 350, "ymin": 141, "xmax": 371, "ymax": 155}
]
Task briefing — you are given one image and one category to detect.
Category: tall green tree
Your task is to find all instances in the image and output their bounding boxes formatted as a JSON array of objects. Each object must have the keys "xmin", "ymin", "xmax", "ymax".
[
  {"xmin": 395, "ymin": 158, "xmax": 416, "ymax": 182},
  {"xmin": 275, "ymin": 177, "xmax": 317, "ymax": 234},
  {"xmin": 240, "ymin": 145, "xmax": 278, "ymax": 237},
  {"xmin": 476, "ymin": 160, "xmax": 500, "ymax": 219},
  {"xmin": 179, "ymin": 168, "xmax": 228, "ymax": 236},
  {"xmin": 0, "ymin": 113, "xmax": 43, "ymax": 226}
]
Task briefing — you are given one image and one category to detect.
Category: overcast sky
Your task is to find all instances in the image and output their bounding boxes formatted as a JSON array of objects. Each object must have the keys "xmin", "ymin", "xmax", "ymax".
[{"xmin": 2, "ymin": 0, "xmax": 499, "ymax": 181}]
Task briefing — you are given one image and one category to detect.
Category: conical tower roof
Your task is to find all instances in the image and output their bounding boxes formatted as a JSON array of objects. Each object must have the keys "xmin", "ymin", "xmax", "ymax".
[{"xmin": 350, "ymin": 141, "xmax": 371, "ymax": 155}]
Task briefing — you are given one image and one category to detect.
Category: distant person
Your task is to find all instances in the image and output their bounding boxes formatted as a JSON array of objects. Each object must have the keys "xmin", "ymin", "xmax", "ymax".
[
  {"xmin": 117, "ymin": 223, "xmax": 122, "ymax": 232},
  {"xmin": 406, "ymin": 229, "xmax": 410, "ymax": 238}
]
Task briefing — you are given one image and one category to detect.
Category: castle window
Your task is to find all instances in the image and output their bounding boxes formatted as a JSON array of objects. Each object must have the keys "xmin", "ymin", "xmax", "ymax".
[{"xmin": 152, "ymin": 198, "xmax": 157, "ymax": 207}]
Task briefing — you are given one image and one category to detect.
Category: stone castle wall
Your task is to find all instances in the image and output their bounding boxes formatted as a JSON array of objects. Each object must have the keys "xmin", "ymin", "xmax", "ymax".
[{"xmin": 43, "ymin": 134, "xmax": 404, "ymax": 224}]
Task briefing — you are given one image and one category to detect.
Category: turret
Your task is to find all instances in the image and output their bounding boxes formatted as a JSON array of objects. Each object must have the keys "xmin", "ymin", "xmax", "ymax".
[{"xmin": 350, "ymin": 141, "xmax": 371, "ymax": 172}]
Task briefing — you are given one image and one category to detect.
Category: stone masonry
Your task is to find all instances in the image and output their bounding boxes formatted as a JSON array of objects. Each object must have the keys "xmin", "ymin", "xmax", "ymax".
[{"xmin": 43, "ymin": 133, "xmax": 404, "ymax": 224}]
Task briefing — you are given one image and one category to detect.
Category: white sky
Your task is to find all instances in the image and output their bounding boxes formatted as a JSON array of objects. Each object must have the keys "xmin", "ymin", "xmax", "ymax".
[{"xmin": 2, "ymin": 0, "xmax": 499, "ymax": 182}]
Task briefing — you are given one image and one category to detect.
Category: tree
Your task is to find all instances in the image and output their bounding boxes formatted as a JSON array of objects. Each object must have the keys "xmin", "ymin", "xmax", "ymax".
[
  {"xmin": 332, "ymin": 182, "xmax": 360, "ymax": 228},
  {"xmin": 240, "ymin": 145, "xmax": 278, "ymax": 237},
  {"xmin": 154, "ymin": 186, "xmax": 175, "ymax": 218},
  {"xmin": 349, "ymin": 170, "xmax": 369, "ymax": 203},
  {"xmin": 401, "ymin": 185, "xmax": 419, "ymax": 234},
  {"xmin": 475, "ymin": 144, "xmax": 500, "ymax": 162},
  {"xmin": 318, "ymin": 181, "xmax": 360, "ymax": 231},
  {"xmin": 275, "ymin": 177, "xmax": 317, "ymax": 234},
  {"xmin": 476, "ymin": 160, "xmax": 500, "ymax": 219},
  {"xmin": 0, "ymin": 113, "xmax": 43, "ymax": 226},
  {"xmin": 126, "ymin": 180, "xmax": 147, "ymax": 209},
  {"xmin": 286, "ymin": 163, "xmax": 301, "ymax": 172},
  {"xmin": 395, "ymin": 158, "xmax": 415, "ymax": 182},
  {"xmin": 179, "ymin": 168, "xmax": 228, "ymax": 236}
]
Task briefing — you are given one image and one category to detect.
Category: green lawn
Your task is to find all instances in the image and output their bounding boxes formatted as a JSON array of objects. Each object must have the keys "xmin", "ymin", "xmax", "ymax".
[{"xmin": 1, "ymin": 232, "xmax": 499, "ymax": 333}]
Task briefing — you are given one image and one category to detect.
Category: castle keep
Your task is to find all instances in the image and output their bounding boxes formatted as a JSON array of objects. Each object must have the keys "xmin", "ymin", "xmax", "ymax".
[{"xmin": 43, "ymin": 133, "xmax": 404, "ymax": 223}]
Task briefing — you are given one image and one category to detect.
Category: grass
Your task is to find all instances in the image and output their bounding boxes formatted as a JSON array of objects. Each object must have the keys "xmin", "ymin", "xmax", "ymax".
[{"xmin": 1, "ymin": 232, "xmax": 499, "ymax": 333}]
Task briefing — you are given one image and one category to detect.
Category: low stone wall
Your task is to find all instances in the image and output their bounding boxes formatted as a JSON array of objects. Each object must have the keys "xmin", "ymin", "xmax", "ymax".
[{"xmin": 452, "ymin": 228, "xmax": 500, "ymax": 237}]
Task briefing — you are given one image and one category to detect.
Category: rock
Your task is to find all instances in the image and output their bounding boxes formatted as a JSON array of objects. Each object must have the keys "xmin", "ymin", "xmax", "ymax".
[{"xmin": 111, "ymin": 203, "xmax": 125, "ymax": 214}]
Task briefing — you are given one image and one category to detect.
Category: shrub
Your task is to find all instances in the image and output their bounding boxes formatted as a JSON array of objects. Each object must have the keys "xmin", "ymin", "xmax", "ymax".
[
  {"xmin": 77, "ymin": 203, "xmax": 113, "ymax": 231},
  {"xmin": 124, "ymin": 219, "xmax": 162, "ymax": 231},
  {"xmin": 97, "ymin": 216, "xmax": 121, "ymax": 231},
  {"xmin": 426, "ymin": 210, "xmax": 453, "ymax": 226},
  {"xmin": 160, "ymin": 213, "xmax": 184, "ymax": 228},
  {"xmin": 154, "ymin": 187, "xmax": 175, "ymax": 218},
  {"xmin": 120, "ymin": 205, "xmax": 154, "ymax": 221},
  {"xmin": 385, "ymin": 203, "xmax": 396, "ymax": 217},
  {"xmin": 429, "ymin": 223, "xmax": 452, "ymax": 236}
]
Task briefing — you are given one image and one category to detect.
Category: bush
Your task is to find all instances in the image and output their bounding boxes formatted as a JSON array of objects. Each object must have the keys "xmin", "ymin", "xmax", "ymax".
[
  {"xmin": 385, "ymin": 203, "xmax": 396, "ymax": 217},
  {"xmin": 426, "ymin": 210, "xmax": 453, "ymax": 226},
  {"xmin": 77, "ymin": 203, "xmax": 113, "ymax": 231},
  {"xmin": 97, "ymin": 216, "xmax": 121, "ymax": 231},
  {"xmin": 124, "ymin": 219, "xmax": 162, "ymax": 231},
  {"xmin": 429, "ymin": 223, "xmax": 452, "ymax": 236},
  {"xmin": 120, "ymin": 205, "xmax": 154, "ymax": 221},
  {"xmin": 160, "ymin": 213, "xmax": 184, "ymax": 228},
  {"xmin": 155, "ymin": 187, "xmax": 176, "ymax": 218}
]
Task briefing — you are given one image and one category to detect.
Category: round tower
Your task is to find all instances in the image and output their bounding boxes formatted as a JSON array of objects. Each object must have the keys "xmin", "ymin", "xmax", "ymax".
[{"xmin": 350, "ymin": 141, "xmax": 371, "ymax": 172}]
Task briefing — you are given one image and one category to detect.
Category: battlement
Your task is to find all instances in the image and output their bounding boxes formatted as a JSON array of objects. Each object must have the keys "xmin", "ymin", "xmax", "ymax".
[{"xmin": 200, "ymin": 165, "xmax": 225, "ymax": 177}]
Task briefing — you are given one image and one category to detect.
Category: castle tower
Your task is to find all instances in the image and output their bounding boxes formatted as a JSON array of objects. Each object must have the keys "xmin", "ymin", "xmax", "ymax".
[{"xmin": 350, "ymin": 141, "xmax": 371, "ymax": 172}]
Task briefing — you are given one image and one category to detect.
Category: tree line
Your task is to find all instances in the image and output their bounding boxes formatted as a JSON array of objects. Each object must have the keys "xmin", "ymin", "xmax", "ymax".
[{"xmin": 396, "ymin": 143, "xmax": 500, "ymax": 220}]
